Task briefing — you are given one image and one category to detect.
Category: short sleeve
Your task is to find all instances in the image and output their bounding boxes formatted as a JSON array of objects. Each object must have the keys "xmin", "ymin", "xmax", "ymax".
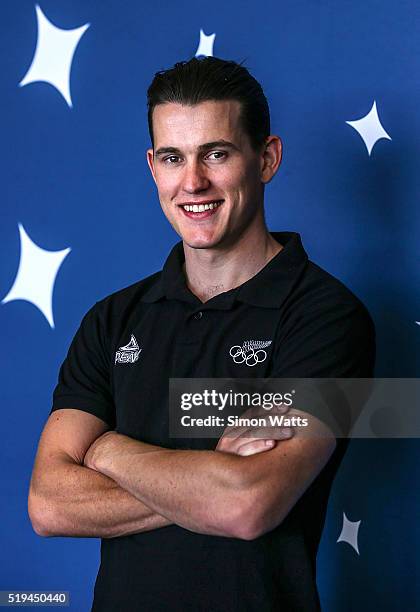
[
  {"xmin": 272, "ymin": 298, "xmax": 376, "ymax": 436},
  {"xmin": 51, "ymin": 303, "xmax": 116, "ymax": 428}
]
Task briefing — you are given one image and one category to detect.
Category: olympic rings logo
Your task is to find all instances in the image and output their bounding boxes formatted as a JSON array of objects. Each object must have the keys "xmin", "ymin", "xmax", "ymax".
[{"xmin": 229, "ymin": 345, "xmax": 268, "ymax": 367}]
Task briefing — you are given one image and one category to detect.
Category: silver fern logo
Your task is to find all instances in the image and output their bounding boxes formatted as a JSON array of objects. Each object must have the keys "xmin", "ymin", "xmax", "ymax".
[{"xmin": 229, "ymin": 340, "xmax": 272, "ymax": 367}]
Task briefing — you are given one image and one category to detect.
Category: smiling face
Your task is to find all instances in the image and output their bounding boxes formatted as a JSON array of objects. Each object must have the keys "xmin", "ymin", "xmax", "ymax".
[{"xmin": 147, "ymin": 100, "xmax": 281, "ymax": 250}]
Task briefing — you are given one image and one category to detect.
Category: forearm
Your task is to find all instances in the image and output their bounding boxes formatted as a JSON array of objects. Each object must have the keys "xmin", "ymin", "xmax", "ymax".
[
  {"xmin": 89, "ymin": 434, "xmax": 251, "ymax": 537},
  {"xmin": 29, "ymin": 458, "xmax": 172, "ymax": 538}
]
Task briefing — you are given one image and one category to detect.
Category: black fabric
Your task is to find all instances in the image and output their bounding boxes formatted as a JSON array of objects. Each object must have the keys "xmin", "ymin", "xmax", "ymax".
[{"xmin": 51, "ymin": 232, "xmax": 375, "ymax": 612}]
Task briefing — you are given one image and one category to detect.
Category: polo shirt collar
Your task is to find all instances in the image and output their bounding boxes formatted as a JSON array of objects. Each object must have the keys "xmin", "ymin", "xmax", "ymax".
[{"xmin": 141, "ymin": 232, "xmax": 308, "ymax": 309}]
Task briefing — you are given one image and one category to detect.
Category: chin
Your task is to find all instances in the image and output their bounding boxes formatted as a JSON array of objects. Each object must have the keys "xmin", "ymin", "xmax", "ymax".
[
  {"xmin": 183, "ymin": 237, "xmax": 218, "ymax": 250},
  {"xmin": 180, "ymin": 230, "xmax": 222, "ymax": 250},
  {"xmin": 177, "ymin": 226, "xmax": 219, "ymax": 249}
]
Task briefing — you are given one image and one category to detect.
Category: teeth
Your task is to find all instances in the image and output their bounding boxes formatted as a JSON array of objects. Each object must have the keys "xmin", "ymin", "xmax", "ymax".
[{"xmin": 183, "ymin": 201, "xmax": 222, "ymax": 212}]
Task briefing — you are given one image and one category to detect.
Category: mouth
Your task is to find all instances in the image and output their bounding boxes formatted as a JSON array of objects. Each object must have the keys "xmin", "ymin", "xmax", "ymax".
[{"xmin": 178, "ymin": 200, "xmax": 224, "ymax": 219}]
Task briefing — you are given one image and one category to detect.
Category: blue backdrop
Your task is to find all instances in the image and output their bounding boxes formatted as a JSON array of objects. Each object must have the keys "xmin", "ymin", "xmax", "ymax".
[{"xmin": 1, "ymin": 1, "xmax": 418, "ymax": 610}]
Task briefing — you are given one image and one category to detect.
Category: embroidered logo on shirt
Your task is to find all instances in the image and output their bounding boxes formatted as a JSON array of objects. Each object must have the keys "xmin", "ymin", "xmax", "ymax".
[
  {"xmin": 229, "ymin": 340, "xmax": 272, "ymax": 367},
  {"xmin": 115, "ymin": 334, "xmax": 142, "ymax": 364}
]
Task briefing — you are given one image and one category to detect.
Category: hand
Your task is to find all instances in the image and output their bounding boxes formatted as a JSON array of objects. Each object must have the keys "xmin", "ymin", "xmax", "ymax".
[
  {"xmin": 83, "ymin": 430, "xmax": 117, "ymax": 471},
  {"xmin": 216, "ymin": 404, "xmax": 294, "ymax": 457}
]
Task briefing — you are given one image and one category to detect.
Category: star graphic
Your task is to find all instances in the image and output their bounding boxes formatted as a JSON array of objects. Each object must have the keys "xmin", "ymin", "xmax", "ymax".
[
  {"xmin": 19, "ymin": 4, "xmax": 90, "ymax": 107},
  {"xmin": 337, "ymin": 511, "xmax": 361, "ymax": 555},
  {"xmin": 2, "ymin": 224, "xmax": 71, "ymax": 328},
  {"xmin": 346, "ymin": 100, "xmax": 392, "ymax": 156},
  {"xmin": 195, "ymin": 29, "xmax": 216, "ymax": 57}
]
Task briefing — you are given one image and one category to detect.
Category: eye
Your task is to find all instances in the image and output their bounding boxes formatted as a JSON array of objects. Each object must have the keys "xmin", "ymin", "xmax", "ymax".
[
  {"xmin": 163, "ymin": 155, "xmax": 181, "ymax": 164},
  {"xmin": 206, "ymin": 151, "xmax": 227, "ymax": 161}
]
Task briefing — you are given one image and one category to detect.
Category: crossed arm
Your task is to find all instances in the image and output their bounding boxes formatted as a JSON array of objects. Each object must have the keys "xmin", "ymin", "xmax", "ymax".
[{"xmin": 28, "ymin": 407, "xmax": 336, "ymax": 541}]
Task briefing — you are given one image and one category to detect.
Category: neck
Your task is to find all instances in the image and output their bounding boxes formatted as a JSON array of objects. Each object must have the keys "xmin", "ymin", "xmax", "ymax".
[{"xmin": 183, "ymin": 224, "xmax": 283, "ymax": 303}]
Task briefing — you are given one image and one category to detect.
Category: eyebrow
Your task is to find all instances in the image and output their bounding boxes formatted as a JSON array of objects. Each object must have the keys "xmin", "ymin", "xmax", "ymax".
[{"xmin": 154, "ymin": 140, "xmax": 240, "ymax": 157}]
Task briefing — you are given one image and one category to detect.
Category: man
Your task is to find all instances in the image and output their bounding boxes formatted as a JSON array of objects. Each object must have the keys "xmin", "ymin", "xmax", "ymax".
[{"xmin": 28, "ymin": 57, "xmax": 375, "ymax": 611}]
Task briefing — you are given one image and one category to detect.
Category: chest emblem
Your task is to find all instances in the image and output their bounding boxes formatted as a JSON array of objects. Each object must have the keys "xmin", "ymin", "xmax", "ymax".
[
  {"xmin": 229, "ymin": 340, "xmax": 272, "ymax": 367},
  {"xmin": 115, "ymin": 334, "xmax": 142, "ymax": 364}
]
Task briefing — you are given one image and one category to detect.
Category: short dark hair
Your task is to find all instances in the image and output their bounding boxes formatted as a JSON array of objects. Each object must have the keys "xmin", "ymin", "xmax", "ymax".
[{"xmin": 147, "ymin": 57, "xmax": 270, "ymax": 151}]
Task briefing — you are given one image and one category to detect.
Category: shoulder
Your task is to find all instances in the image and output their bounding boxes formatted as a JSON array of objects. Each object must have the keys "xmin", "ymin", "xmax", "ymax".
[
  {"xmin": 91, "ymin": 270, "xmax": 161, "ymax": 316},
  {"xmin": 286, "ymin": 259, "xmax": 374, "ymax": 330},
  {"xmin": 77, "ymin": 270, "xmax": 163, "ymax": 341},
  {"xmin": 293, "ymin": 260, "xmax": 367, "ymax": 307},
  {"xmin": 99, "ymin": 270, "xmax": 161, "ymax": 310},
  {"xmin": 276, "ymin": 260, "xmax": 376, "ymax": 377}
]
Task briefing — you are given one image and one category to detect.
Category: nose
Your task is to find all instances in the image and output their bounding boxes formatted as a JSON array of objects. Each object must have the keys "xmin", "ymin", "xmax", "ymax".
[{"xmin": 181, "ymin": 159, "xmax": 210, "ymax": 193}]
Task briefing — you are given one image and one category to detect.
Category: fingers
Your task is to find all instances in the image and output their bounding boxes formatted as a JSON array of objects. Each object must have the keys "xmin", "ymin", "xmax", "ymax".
[
  {"xmin": 226, "ymin": 427, "xmax": 294, "ymax": 456},
  {"xmin": 222, "ymin": 404, "xmax": 292, "ymax": 440},
  {"xmin": 242, "ymin": 403, "xmax": 291, "ymax": 418},
  {"xmin": 236, "ymin": 439, "xmax": 276, "ymax": 456},
  {"xmin": 216, "ymin": 419, "xmax": 296, "ymax": 454},
  {"xmin": 237, "ymin": 426, "xmax": 294, "ymax": 441}
]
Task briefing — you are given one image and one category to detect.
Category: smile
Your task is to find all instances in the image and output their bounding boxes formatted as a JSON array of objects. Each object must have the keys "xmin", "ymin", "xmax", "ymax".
[{"xmin": 179, "ymin": 200, "xmax": 224, "ymax": 218}]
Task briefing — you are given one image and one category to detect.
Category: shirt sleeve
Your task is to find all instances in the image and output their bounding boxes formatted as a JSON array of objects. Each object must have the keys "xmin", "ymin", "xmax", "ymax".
[
  {"xmin": 271, "ymin": 298, "xmax": 376, "ymax": 437},
  {"xmin": 51, "ymin": 302, "xmax": 116, "ymax": 428}
]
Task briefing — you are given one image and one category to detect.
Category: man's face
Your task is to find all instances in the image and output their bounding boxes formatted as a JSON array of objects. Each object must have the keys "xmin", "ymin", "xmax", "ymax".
[{"xmin": 147, "ymin": 100, "xmax": 270, "ymax": 250}]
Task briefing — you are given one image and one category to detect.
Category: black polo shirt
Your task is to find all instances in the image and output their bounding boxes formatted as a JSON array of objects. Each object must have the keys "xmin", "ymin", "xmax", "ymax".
[{"xmin": 51, "ymin": 232, "xmax": 375, "ymax": 612}]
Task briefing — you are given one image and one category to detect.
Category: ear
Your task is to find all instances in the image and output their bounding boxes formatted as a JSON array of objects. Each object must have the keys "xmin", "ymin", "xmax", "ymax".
[
  {"xmin": 260, "ymin": 136, "xmax": 282, "ymax": 184},
  {"xmin": 147, "ymin": 148, "xmax": 157, "ymax": 184}
]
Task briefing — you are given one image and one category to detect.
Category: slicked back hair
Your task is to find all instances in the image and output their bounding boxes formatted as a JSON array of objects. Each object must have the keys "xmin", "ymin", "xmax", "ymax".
[{"xmin": 147, "ymin": 57, "xmax": 270, "ymax": 152}]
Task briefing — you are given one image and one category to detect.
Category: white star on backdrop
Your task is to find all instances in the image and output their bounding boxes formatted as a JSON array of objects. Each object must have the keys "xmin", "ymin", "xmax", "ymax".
[
  {"xmin": 195, "ymin": 29, "xmax": 216, "ymax": 57},
  {"xmin": 337, "ymin": 511, "xmax": 361, "ymax": 555},
  {"xmin": 19, "ymin": 4, "xmax": 90, "ymax": 107},
  {"xmin": 346, "ymin": 100, "xmax": 392, "ymax": 156},
  {"xmin": 2, "ymin": 224, "xmax": 71, "ymax": 329}
]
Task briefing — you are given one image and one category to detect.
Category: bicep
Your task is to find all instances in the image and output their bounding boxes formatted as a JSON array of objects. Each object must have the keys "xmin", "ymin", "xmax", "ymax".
[{"xmin": 29, "ymin": 409, "xmax": 112, "ymax": 534}]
